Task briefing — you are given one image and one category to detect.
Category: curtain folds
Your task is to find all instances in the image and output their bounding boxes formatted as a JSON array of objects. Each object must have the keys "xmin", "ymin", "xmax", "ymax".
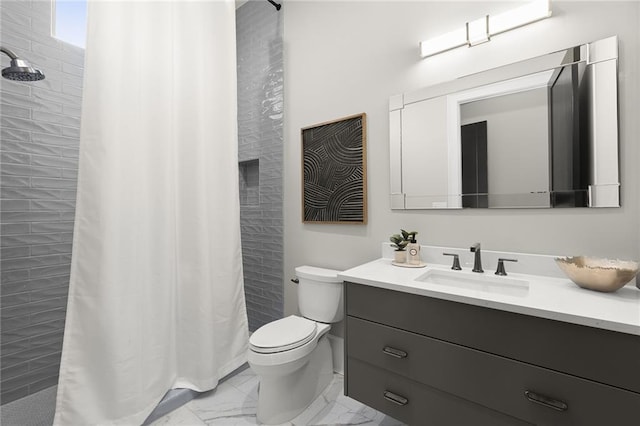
[{"xmin": 54, "ymin": 1, "xmax": 248, "ymax": 424}]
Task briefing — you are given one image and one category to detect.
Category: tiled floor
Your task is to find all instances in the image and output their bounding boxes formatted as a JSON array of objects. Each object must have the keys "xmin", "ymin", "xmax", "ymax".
[
  {"xmin": 0, "ymin": 367, "xmax": 404, "ymax": 426},
  {"xmin": 0, "ymin": 386, "xmax": 56, "ymax": 426},
  {"xmin": 152, "ymin": 368, "xmax": 406, "ymax": 426}
]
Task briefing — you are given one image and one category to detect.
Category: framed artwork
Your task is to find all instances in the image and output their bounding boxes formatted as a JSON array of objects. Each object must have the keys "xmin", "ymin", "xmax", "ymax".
[{"xmin": 301, "ymin": 113, "xmax": 367, "ymax": 224}]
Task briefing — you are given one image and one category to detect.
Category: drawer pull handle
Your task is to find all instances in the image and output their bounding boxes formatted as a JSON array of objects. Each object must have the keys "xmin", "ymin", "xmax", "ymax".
[
  {"xmin": 382, "ymin": 346, "xmax": 408, "ymax": 359},
  {"xmin": 524, "ymin": 390, "xmax": 568, "ymax": 412},
  {"xmin": 383, "ymin": 391, "xmax": 408, "ymax": 406}
]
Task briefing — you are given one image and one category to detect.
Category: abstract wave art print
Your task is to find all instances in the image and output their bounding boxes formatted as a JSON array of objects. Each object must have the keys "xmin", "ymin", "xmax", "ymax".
[{"xmin": 301, "ymin": 113, "xmax": 367, "ymax": 224}]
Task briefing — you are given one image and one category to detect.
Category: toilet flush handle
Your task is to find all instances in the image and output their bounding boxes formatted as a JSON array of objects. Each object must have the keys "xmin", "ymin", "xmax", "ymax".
[{"xmin": 291, "ymin": 277, "xmax": 299, "ymax": 284}]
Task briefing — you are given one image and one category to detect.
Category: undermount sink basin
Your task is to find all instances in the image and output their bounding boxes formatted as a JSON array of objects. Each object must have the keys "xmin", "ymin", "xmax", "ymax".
[{"xmin": 416, "ymin": 269, "xmax": 530, "ymax": 297}]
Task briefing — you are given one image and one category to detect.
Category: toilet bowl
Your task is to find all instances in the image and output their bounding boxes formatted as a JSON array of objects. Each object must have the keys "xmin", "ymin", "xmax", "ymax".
[{"xmin": 247, "ymin": 266, "xmax": 343, "ymax": 425}]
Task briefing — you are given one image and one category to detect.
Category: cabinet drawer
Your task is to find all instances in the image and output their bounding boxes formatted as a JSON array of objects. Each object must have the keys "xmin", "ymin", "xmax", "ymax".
[
  {"xmin": 346, "ymin": 282, "xmax": 640, "ymax": 393},
  {"xmin": 347, "ymin": 357, "xmax": 531, "ymax": 426},
  {"xmin": 347, "ymin": 316, "xmax": 640, "ymax": 426}
]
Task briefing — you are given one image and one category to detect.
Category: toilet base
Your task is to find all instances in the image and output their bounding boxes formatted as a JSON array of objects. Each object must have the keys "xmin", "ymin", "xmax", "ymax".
[{"xmin": 255, "ymin": 335, "xmax": 333, "ymax": 425}]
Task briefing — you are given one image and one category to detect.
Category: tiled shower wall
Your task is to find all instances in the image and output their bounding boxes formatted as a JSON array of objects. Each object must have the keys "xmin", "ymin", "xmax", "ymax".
[
  {"xmin": 236, "ymin": 1, "xmax": 284, "ymax": 331},
  {"xmin": 0, "ymin": 1, "xmax": 82, "ymax": 404}
]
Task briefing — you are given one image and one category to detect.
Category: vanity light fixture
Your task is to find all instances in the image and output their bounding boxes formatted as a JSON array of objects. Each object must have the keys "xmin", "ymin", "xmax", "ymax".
[
  {"xmin": 420, "ymin": 0, "xmax": 551, "ymax": 58},
  {"xmin": 419, "ymin": 27, "xmax": 468, "ymax": 59},
  {"xmin": 466, "ymin": 15, "xmax": 490, "ymax": 46}
]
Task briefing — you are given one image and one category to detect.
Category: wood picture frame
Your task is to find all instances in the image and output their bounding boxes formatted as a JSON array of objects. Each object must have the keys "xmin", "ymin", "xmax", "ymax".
[{"xmin": 301, "ymin": 113, "xmax": 367, "ymax": 224}]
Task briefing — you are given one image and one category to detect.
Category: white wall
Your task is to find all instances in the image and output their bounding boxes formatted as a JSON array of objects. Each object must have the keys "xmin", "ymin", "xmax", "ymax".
[{"xmin": 282, "ymin": 1, "xmax": 640, "ymax": 317}]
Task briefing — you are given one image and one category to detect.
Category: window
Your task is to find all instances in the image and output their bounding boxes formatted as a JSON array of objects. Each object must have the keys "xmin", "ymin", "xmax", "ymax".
[{"xmin": 53, "ymin": 0, "xmax": 87, "ymax": 48}]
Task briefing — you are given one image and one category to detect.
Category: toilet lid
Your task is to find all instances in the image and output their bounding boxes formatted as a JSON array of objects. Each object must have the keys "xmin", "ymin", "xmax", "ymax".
[{"xmin": 249, "ymin": 315, "xmax": 317, "ymax": 354}]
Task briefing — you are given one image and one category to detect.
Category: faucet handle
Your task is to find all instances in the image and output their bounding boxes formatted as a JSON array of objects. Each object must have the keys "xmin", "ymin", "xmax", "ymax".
[
  {"xmin": 495, "ymin": 258, "xmax": 518, "ymax": 276},
  {"xmin": 443, "ymin": 253, "xmax": 462, "ymax": 270}
]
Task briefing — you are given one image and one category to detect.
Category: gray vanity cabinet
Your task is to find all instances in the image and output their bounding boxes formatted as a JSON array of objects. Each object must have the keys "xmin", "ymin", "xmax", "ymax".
[{"xmin": 344, "ymin": 282, "xmax": 640, "ymax": 425}]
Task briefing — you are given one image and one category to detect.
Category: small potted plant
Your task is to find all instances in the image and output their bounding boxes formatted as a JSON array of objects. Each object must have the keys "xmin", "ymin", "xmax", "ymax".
[
  {"xmin": 390, "ymin": 233, "xmax": 409, "ymax": 263},
  {"xmin": 401, "ymin": 229, "xmax": 418, "ymax": 244}
]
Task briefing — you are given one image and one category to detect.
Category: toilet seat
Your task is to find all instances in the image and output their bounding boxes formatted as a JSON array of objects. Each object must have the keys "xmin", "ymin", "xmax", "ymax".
[{"xmin": 250, "ymin": 315, "xmax": 317, "ymax": 354}]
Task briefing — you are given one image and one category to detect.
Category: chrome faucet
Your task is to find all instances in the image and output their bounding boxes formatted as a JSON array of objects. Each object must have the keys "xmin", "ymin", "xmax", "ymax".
[{"xmin": 470, "ymin": 243, "xmax": 483, "ymax": 273}]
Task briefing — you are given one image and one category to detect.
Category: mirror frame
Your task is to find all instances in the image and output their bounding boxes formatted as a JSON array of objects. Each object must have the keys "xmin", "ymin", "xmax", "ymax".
[{"xmin": 389, "ymin": 36, "xmax": 619, "ymax": 210}]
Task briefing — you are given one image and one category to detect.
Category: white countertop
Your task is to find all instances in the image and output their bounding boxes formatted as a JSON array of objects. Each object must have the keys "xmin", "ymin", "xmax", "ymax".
[{"xmin": 339, "ymin": 258, "xmax": 640, "ymax": 336}]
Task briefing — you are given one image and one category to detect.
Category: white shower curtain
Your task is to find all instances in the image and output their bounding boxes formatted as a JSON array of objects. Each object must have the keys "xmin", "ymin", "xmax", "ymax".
[{"xmin": 54, "ymin": 0, "xmax": 249, "ymax": 424}]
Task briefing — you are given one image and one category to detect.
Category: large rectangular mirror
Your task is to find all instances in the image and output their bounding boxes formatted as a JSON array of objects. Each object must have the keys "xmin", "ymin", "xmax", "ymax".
[{"xmin": 390, "ymin": 36, "xmax": 619, "ymax": 209}]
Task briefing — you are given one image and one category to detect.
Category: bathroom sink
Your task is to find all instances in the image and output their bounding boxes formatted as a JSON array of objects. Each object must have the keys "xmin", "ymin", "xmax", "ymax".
[{"xmin": 416, "ymin": 269, "xmax": 529, "ymax": 297}]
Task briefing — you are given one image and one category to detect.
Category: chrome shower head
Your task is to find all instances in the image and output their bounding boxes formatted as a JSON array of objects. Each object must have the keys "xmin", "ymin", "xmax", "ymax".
[
  {"xmin": 2, "ymin": 58, "xmax": 45, "ymax": 81},
  {"xmin": 1, "ymin": 46, "xmax": 45, "ymax": 81}
]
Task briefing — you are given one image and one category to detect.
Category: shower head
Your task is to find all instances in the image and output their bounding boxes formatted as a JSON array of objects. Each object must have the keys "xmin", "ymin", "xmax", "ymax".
[
  {"xmin": 1, "ymin": 46, "xmax": 45, "ymax": 81},
  {"xmin": 2, "ymin": 58, "xmax": 46, "ymax": 81}
]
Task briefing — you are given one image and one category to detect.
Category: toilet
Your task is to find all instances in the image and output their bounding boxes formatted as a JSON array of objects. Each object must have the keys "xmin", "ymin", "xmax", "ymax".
[{"xmin": 248, "ymin": 265, "xmax": 343, "ymax": 424}]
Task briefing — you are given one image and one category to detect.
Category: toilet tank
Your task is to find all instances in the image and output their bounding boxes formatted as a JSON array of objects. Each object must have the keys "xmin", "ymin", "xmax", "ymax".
[{"xmin": 295, "ymin": 265, "xmax": 344, "ymax": 323}]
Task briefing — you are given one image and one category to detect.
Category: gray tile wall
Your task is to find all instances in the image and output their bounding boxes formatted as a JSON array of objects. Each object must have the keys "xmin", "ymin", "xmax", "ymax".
[
  {"xmin": 236, "ymin": 1, "xmax": 284, "ymax": 331},
  {"xmin": 0, "ymin": 0, "xmax": 82, "ymax": 404}
]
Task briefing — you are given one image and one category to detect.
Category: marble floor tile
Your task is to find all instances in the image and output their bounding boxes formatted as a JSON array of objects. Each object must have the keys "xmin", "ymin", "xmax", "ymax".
[
  {"xmin": 318, "ymin": 374, "xmax": 344, "ymax": 403},
  {"xmin": 224, "ymin": 366, "xmax": 257, "ymax": 390},
  {"xmin": 187, "ymin": 381, "xmax": 259, "ymax": 424},
  {"xmin": 153, "ymin": 369, "xmax": 405, "ymax": 426},
  {"xmin": 229, "ymin": 373, "xmax": 259, "ymax": 402},
  {"xmin": 289, "ymin": 393, "xmax": 334, "ymax": 426},
  {"xmin": 305, "ymin": 399, "xmax": 375, "ymax": 426},
  {"xmin": 186, "ymin": 382, "xmax": 258, "ymax": 424},
  {"xmin": 334, "ymin": 393, "xmax": 402, "ymax": 425}
]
